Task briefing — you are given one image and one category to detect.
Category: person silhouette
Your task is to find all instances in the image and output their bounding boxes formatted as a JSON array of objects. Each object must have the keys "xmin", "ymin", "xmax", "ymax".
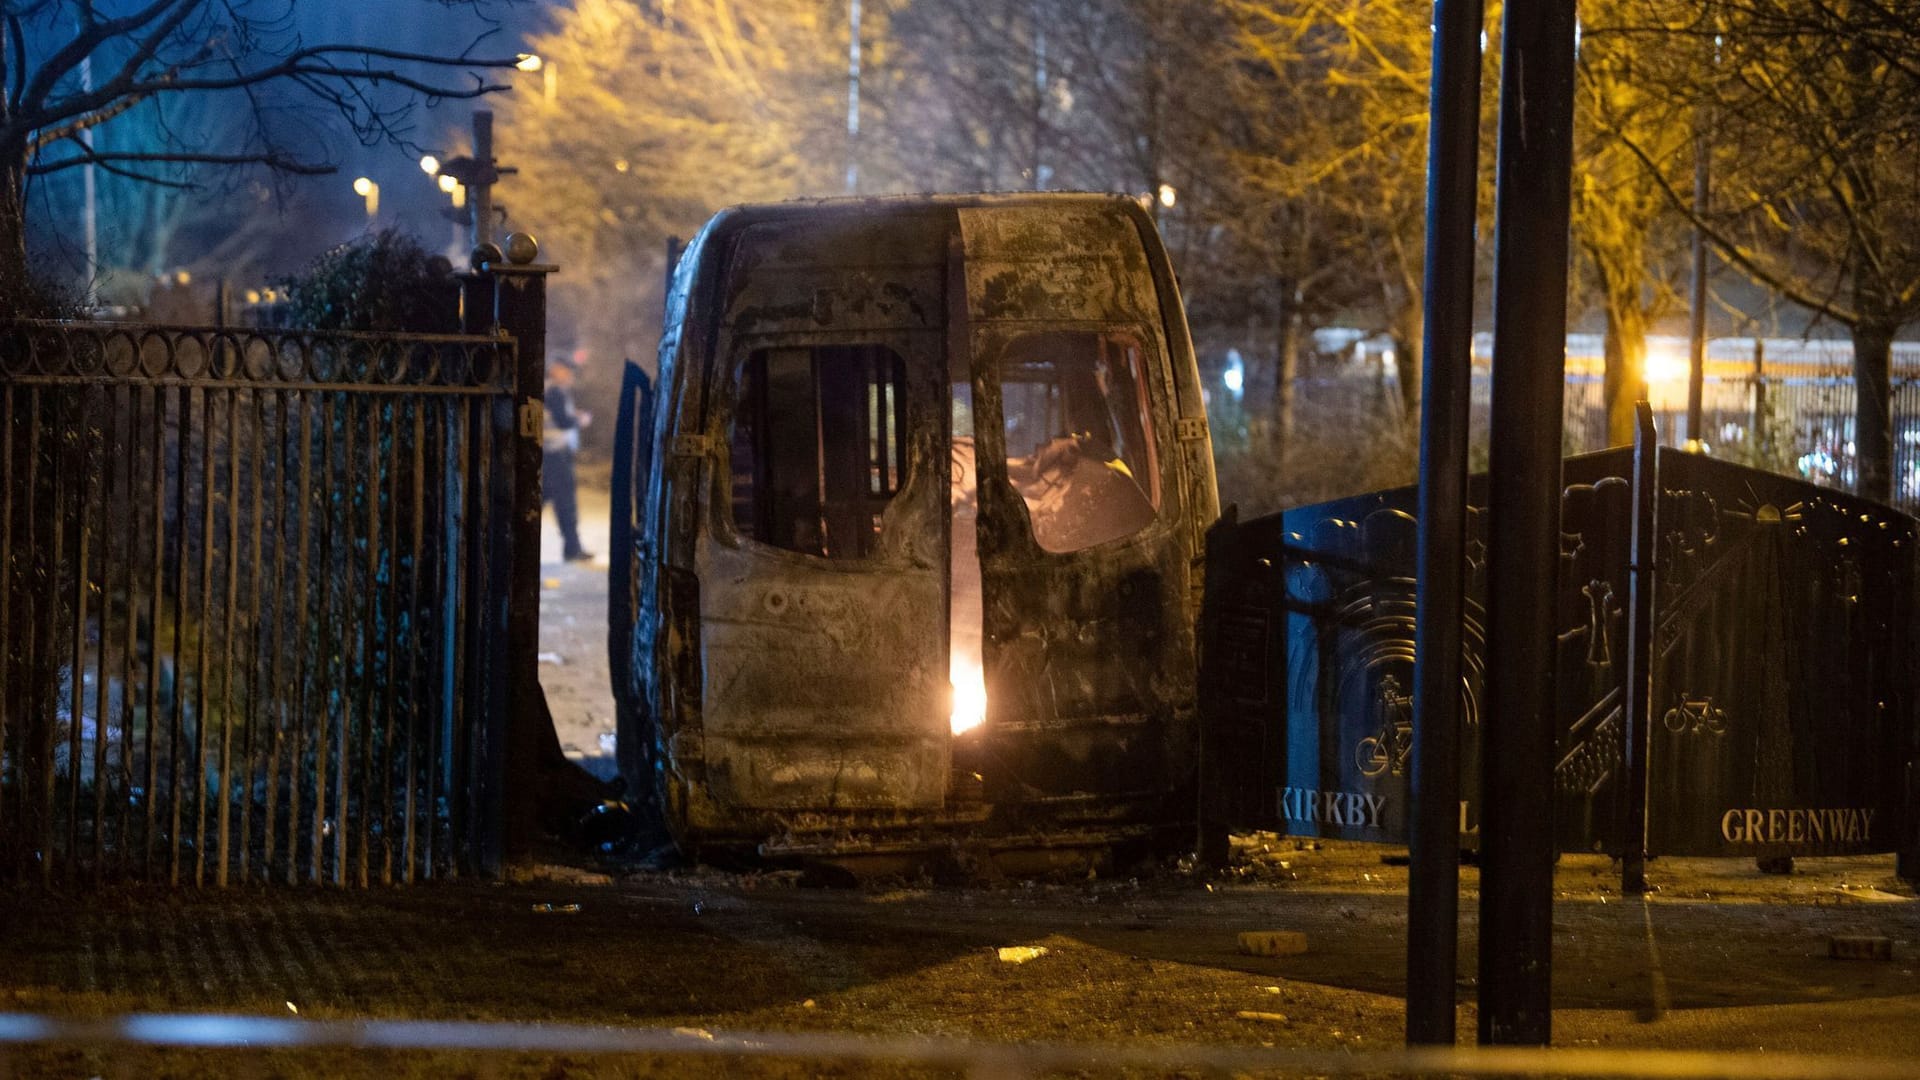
[{"xmin": 543, "ymin": 357, "xmax": 593, "ymax": 562}]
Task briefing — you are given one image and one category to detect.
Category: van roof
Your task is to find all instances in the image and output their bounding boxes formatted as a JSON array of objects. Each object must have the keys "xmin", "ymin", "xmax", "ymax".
[{"xmin": 708, "ymin": 190, "xmax": 1153, "ymax": 224}]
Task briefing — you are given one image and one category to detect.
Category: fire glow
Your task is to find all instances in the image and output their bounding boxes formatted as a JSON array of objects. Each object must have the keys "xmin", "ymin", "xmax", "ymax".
[
  {"xmin": 951, "ymin": 656, "xmax": 986, "ymax": 735},
  {"xmin": 950, "ymin": 417, "xmax": 986, "ymax": 737}
]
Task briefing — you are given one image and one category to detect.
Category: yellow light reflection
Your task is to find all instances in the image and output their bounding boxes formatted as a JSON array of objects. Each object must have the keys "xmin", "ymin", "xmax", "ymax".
[{"xmin": 951, "ymin": 657, "xmax": 985, "ymax": 736}]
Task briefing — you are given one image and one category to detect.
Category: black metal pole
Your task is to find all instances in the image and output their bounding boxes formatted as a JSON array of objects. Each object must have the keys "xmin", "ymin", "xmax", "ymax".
[
  {"xmin": 1686, "ymin": 115, "xmax": 1708, "ymax": 447},
  {"xmin": 1479, "ymin": 0, "xmax": 1578, "ymax": 1047},
  {"xmin": 1620, "ymin": 402, "xmax": 1657, "ymax": 895},
  {"xmin": 1407, "ymin": 0, "xmax": 1486, "ymax": 1048}
]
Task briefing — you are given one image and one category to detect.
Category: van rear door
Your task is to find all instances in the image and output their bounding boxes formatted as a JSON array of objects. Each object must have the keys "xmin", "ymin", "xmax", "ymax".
[
  {"xmin": 692, "ymin": 214, "xmax": 952, "ymax": 814},
  {"xmin": 955, "ymin": 203, "xmax": 1202, "ymax": 821}
]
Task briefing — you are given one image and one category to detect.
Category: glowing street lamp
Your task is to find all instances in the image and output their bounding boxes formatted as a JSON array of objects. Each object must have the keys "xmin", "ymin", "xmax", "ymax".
[
  {"xmin": 514, "ymin": 53, "xmax": 557, "ymax": 103},
  {"xmin": 419, "ymin": 154, "xmax": 440, "ymax": 175},
  {"xmin": 353, "ymin": 176, "xmax": 379, "ymax": 218},
  {"xmin": 1157, "ymin": 183, "xmax": 1177, "ymax": 209}
]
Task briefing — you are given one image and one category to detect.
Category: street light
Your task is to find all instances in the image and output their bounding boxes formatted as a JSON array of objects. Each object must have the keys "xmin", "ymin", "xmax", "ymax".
[
  {"xmin": 515, "ymin": 52, "xmax": 557, "ymax": 102},
  {"xmin": 1157, "ymin": 183, "xmax": 1177, "ymax": 209},
  {"xmin": 419, "ymin": 154, "xmax": 440, "ymax": 175},
  {"xmin": 353, "ymin": 176, "xmax": 379, "ymax": 218}
]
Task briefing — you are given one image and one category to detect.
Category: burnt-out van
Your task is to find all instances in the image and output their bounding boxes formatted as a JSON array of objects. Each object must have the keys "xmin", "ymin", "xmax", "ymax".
[{"xmin": 609, "ymin": 194, "xmax": 1218, "ymax": 866}]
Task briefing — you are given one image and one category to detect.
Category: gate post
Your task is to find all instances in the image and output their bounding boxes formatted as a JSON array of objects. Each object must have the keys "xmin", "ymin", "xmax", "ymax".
[
  {"xmin": 1621, "ymin": 403, "xmax": 1657, "ymax": 894},
  {"xmin": 464, "ymin": 236, "xmax": 557, "ymax": 874}
]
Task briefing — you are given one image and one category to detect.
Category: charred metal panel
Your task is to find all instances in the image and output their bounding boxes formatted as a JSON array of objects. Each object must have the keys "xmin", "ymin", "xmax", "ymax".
[
  {"xmin": 958, "ymin": 205, "xmax": 1162, "ymax": 325},
  {"xmin": 722, "ymin": 214, "xmax": 947, "ymax": 337},
  {"xmin": 1646, "ymin": 451, "xmax": 1917, "ymax": 857},
  {"xmin": 960, "ymin": 203, "xmax": 1203, "ymax": 815},
  {"xmin": 694, "ymin": 551, "xmax": 948, "ymax": 810},
  {"xmin": 690, "ymin": 212, "xmax": 951, "ymax": 823}
]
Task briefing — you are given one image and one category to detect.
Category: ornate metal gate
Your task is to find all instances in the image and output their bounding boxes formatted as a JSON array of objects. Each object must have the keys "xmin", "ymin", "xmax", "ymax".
[
  {"xmin": 0, "ymin": 321, "xmax": 522, "ymax": 886},
  {"xmin": 1202, "ymin": 441, "xmax": 1919, "ymax": 865}
]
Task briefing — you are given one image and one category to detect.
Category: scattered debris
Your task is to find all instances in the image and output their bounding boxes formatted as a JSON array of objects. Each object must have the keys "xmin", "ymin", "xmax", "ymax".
[
  {"xmin": 1829, "ymin": 935, "xmax": 1894, "ymax": 960},
  {"xmin": 1235, "ymin": 1010, "xmax": 1290, "ymax": 1024},
  {"xmin": 285, "ymin": 1002, "xmax": 298, "ymax": 1015},
  {"xmin": 1837, "ymin": 886, "xmax": 1911, "ymax": 903},
  {"xmin": 538, "ymin": 651, "xmax": 565, "ymax": 665},
  {"xmin": 802, "ymin": 999, "xmax": 817, "ymax": 1009},
  {"xmin": 1238, "ymin": 931, "xmax": 1309, "ymax": 957},
  {"xmin": 998, "ymin": 946, "xmax": 1050, "ymax": 964},
  {"xmin": 512, "ymin": 863, "xmax": 615, "ymax": 886},
  {"xmin": 532, "ymin": 903, "xmax": 582, "ymax": 915}
]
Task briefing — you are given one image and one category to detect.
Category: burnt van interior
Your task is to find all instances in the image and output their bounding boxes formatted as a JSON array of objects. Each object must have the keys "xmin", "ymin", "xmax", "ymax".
[{"xmin": 727, "ymin": 345, "xmax": 909, "ymax": 560}]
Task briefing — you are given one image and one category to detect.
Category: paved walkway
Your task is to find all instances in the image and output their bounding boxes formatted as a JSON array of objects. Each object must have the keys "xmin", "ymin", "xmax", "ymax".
[
  {"xmin": 537, "ymin": 470, "xmax": 618, "ymax": 782},
  {"xmin": 1, "ymin": 847, "xmax": 1916, "ymax": 1076}
]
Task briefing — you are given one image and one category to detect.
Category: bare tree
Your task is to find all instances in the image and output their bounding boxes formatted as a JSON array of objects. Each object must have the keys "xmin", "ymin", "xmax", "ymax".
[
  {"xmin": 491, "ymin": 0, "xmax": 853, "ymax": 403},
  {"xmin": 1574, "ymin": 1, "xmax": 1694, "ymax": 446},
  {"xmin": 1226, "ymin": 0, "xmax": 1474, "ymax": 426},
  {"xmin": 1608, "ymin": 0, "xmax": 1920, "ymax": 502},
  {"xmin": 0, "ymin": 0, "xmax": 519, "ymax": 296}
]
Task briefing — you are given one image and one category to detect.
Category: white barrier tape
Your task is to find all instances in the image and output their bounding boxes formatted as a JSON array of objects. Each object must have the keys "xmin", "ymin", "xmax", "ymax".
[{"xmin": 0, "ymin": 1012, "xmax": 1915, "ymax": 1079}]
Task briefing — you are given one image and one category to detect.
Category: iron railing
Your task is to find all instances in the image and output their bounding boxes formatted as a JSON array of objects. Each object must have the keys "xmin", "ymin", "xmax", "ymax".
[
  {"xmin": 0, "ymin": 320, "xmax": 520, "ymax": 887},
  {"xmin": 1497, "ymin": 336, "xmax": 1920, "ymax": 514}
]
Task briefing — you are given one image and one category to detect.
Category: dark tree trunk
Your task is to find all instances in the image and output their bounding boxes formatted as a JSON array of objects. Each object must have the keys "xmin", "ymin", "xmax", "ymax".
[
  {"xmin": 1391, "ymin": 295, "xmax": 1423, "ymax": 424},
  {"xmin": 1601, "ymin": 290, "xmax": 1647, "ymax": 448},
  {"xmin": 1273, "ymin": 287, "xmax": 1301, "ymax": 463},
  {"xmin": 0, "ymin": 141, "xmax": 29, "ymax": 299},
  {"xmin": 1851, "ymin": 319, "xmax": 1895, "ymax": 505}
]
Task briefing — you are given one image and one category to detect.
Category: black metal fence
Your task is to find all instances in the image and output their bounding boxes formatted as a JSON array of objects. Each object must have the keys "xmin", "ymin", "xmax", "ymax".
[
  {"xmin": 1508, "ymin": 337, "xmax": 1920, "ymax": 514},
  {"xmin": 0, "ymin": 321, "xmax": 521, "ymax": 886}
]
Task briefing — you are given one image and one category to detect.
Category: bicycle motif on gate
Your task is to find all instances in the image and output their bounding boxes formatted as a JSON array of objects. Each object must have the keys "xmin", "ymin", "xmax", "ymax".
[{"xmin": 1355, "ymin": 674, "xmax": 1415, "ymax": 778}]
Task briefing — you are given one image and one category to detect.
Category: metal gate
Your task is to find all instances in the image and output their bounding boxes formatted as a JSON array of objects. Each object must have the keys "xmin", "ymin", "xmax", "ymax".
[
  {"xmin": 0, "ymin": 320, "xmax": 521, "ymax": 886},
  {"xmin": 1201, "ymin": 434, "xmax": 1920, "ymax": 865}
]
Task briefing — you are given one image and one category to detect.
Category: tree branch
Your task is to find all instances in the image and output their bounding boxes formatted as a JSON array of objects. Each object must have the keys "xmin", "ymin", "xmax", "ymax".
[
  {"xmin": 6, "ymin": 13, "xmax": 25, "ymax": 109},
  {"xmin": 27, "ymin": 88, "xmax": 149, "ymax": 152},
  {"xmin": 16, "ymin": 0, "xmax": 179, "ymax": 115},
  {"xmin": 27, "ymin": 148, "xmax": 333, "ymax": 177},
  {"xmin": 27, "ymin": 53, "xmax": 515, "ymax": 134},
  {"xmin": 1612, "ymin": 124, "xmax": 1861, "ymax": 326}
]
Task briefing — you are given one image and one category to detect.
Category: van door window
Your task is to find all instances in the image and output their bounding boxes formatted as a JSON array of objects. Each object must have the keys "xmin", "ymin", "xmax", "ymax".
[
  {"xmin": 999, "ymin": 330, "xmax": 1161, "ymax": 553},
  {"xmin": 728, "ymin": 344, "xmax": 909, "ymax": 559}
]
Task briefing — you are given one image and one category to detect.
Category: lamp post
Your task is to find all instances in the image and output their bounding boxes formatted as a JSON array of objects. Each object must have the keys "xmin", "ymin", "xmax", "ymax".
[
  {"xmin": 353, "ymin": 176, "xmax": 380, "ymax": 219},
  {"xmin": 426, "ymin": 111, "xmax": 516, "ymax": 251},
  {"xmin": 518, "ymin": 53, "xmax": 556, "ymax": 105}
]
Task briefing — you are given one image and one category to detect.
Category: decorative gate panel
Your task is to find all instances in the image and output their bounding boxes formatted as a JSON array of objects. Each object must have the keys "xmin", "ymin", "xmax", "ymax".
[
  {"xmin": 1202, "ymin": 446, "xmax": 1918, "ymax": 861},
  {"xmin": 0, "ymin": 322, "xmax": 520, "ymax": 886}
]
